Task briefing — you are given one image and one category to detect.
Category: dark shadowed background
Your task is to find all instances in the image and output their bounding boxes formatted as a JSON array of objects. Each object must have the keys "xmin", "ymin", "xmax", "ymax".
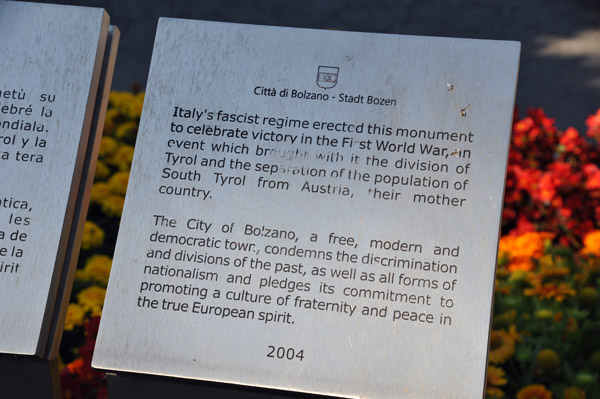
[{"xmin": 25, "ymin": 0, "xmax": 600, "ymax": 131}]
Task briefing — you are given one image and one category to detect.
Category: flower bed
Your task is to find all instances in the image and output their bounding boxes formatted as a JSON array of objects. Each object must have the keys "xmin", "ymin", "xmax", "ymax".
[
  {"xmin": 59, "ymin": 93, "xmax": 600, "ymax": 399},
  {"xmin": 60, "ymin": 91, "xmax": 141, "ymax": 399}
]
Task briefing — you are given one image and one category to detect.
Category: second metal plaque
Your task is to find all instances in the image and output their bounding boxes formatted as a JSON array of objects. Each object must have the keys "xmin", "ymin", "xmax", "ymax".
[
  {"xmin": 0, "ymin": 1, "xmax": 115, "ymax": 358},
  {"xmin": 94, "ymin": 19, "xmax": 520, "ymax": 399}
]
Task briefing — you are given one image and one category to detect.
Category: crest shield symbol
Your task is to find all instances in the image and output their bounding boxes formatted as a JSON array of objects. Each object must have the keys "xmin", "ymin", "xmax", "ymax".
[{"xmin": 317, "ymin": 66, "xmax": 339, "ymax": 89}]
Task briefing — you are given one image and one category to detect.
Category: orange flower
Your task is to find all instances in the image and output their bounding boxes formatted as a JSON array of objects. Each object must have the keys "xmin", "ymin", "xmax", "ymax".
[
  {"xmin": 516, "ymin": 384, "xmax": 552, "ymax": 399},
  {"xmin": 66, "ymin": 358, "xmax": 84, "ymax": 375},
  {"xmin": 581, "ymin": 230, "xmax": 600, "ymax": 256},
  {"xmin": 489, "ymin": 330, "xmax": 516, "ymax": 364},
  {"xmin": 508, "ymin": 258, "xmax": 535, "ymax": 272},
  {"xmin": 505, "ymin": 325, "xmax": 522, "ymax": 342},
  {"xmin": 524, "ymin": 282, "xmax": 576, "ymax": 302},
  {"xmin": 499, "ymin": 232, "xmax": 554, "ymax": 272},
  {"xmin": 517, "ymin": 232, "xmax": 554, "ymax": 258}
]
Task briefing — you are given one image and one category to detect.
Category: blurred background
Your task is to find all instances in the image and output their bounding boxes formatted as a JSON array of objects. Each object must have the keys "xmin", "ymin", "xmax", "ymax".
[{"xmin": 27, "ymin": 0, "xmax": 600, "ymax": 130}]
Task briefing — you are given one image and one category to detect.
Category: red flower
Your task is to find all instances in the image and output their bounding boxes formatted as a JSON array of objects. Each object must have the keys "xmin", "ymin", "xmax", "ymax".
[
  {"xmin": 559, "ymin": 127, "xmax": 582, "ymax": 153},
  {"xmin": 60, "ymin": 316, "xmax": 106, "ymax": 398},
  {"xmin": 528, "ymin": 108, "xmax": 556, "ymax": 130},
  {"xmin": 502, "ymin": 108, "xmax": 600, "ymax": 244},
  {"xmin": 584, "ymin": 164, "xmax": 600, "ymax": 190},
  {"xmin": 586, "ymin": 108, "xmax": 600, "ymax": 139},
  {"xmin": 512, "ymin": 166, "xmax": 542, "ymax": 192}
]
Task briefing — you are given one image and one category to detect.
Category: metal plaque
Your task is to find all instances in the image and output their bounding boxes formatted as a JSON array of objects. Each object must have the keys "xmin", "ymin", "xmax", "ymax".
[
  {"xmin": 0, "ymin": 1, "xmax": 114, "ymax": 356},
  {"xmin": 94, "ymin": 19, "xmax": 520, "ymax": 399}
]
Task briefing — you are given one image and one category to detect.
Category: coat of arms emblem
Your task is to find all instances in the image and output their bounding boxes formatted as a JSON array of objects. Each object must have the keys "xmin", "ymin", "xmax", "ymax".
[{"xmin": 316, "ymin": 66, "xmax": 339, "ymax": 89}]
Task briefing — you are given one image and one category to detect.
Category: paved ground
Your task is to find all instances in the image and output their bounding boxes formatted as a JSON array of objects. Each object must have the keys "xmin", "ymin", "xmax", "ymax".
[{"xmin": 28, "ymin": 0, "xmax": 600, "ymax": 131}]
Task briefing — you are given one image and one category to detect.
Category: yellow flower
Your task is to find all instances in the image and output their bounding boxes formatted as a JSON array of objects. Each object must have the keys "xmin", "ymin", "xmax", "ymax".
[
  {"xmin": 115, "ymin": 121, "xmax": 138, "ymax": 141},
  {"xmin": 493, "ymin": 310, "xmax": 516, "ymax": 328},
  {"xmin": 99, "ymin": 136, "xmax": 118, "ymax": 158},
  {"xmin": 516, "ymin": 385, "xmax": 552, "ymax": 399},
  {"xmin": 107, "ymin": 171, "xmax": 130, "ymax": 195},
  {"xmin": 57, "ymin": 356, "xmax": 65, "ymax": 372},
  {"xmin": 486, "ymin": 366, "xmax": 507, "ymax": 398},
  {"xmin": 94, "ymin": 160, "xmax": 111, "ymax": 181},
  {"xmin": 103, "ymin": 108, "xmax": 120, "ymax": 136},
  {"xmin": 564, "ymin": 386, "xmax": 586, "ymax": 399},
  {"xmin": 489, "ymin": 330, "xmax": 516, "ymax": 364},
  {"xmin": 487, "ymin": 365, "xmax": 507, "ymax": 386},
  {"xmin": 524, "ymin": 282, "xmax": 576, "ymax": 302},
  {"xmin": 537, "ymin": 255, "xmax": 569, "ymax": 279},
  {"xmin": 108, "ymin": 144, "xmax": 135, "ymax": 171},
  {"xmin": 538, "ymin": 254, "xmax": 554, "ymax": 268},
  {"xmin": 509, "ymin": 269, "xmax": 528, "ymax": 282},
  {"xmin": 504, "ymin": 325, "xmax": 521, "ymax": 342},
  {"xmin": 100, "ymin": 195, "xmax": 125, "ymax": 217},
  {"xmin": 496, "ymin": 267, "xmax": 511, "ymax": 279},
  {"xmin": 486, "ymin": 386, "xmax": 505, "ymax": 398},
  {"xmin": 534, "ymin": 309, "xmax": 554, "ymax": 320},
  {"xmin": 91, "ymin": 182, "xmax": 112, "ymax": 204},
  {"xmin": 536, "ymin": 349, "xmax": 560, "ymax": 371},
  {"xmin": 90, "ymin": 307, "xmax": 103, "ymax": 317},
  {"xmin": 81, "ymin": 221, "xmax": 104, "ymax": 250},
  {"xmin": 63, "ymin": 303, "xmax": 85, "ymax": 331},
  {"xmin": 77, "ymin": 286, "xmax": 106, "ymax": 314},
  {"xmin": 581, "ymin": 230, "xmax": 600, "ymax": 256},
  {"xmin": 109, "ymin": 91, "xmax": 144, "ymax": 119},
  {"xmin": 83, "ymin": 255, "xmax": 112, "ymax": 285},
  {"xmin": 578, "ymin": 286, "xmax": 598, "ymax": 307},
  {"xmin": 109, "ymin": 91, "xmax": 135, "ymax": 109},
  {"xmin": 74, "ymin": 269, "xmax": 88, "ymax": 282},
  {"xmin": 127, "ymin": 92, "xmax": 145, "ymax": 118}
]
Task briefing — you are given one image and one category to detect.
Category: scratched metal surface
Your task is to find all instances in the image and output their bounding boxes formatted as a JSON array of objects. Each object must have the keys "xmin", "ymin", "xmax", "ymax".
[
  {"xmin": 94, "ymin": 19, "xmax": 520, "ymax": 399},
  {"xmin": 0, "ymin": 1, "xmax": 108, "ymax": 355}
]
